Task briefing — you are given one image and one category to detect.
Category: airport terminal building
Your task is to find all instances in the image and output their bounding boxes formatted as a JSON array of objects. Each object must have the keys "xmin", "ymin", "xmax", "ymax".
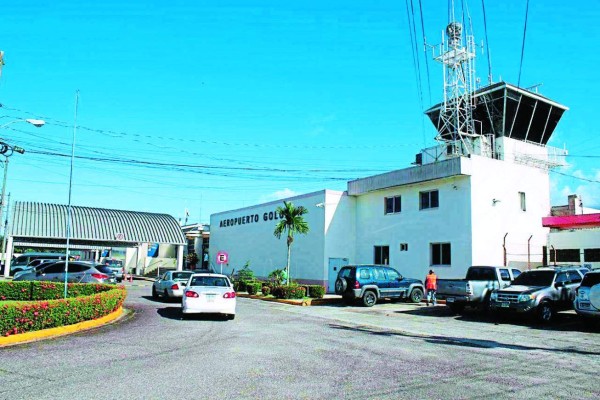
[
  {"xmin": 210, "ymin": 20, "xmax": 571, "ymax": 295},
  {"xmin": 210, "ymin": 81, "xmax": 568, "ymax": 292}
]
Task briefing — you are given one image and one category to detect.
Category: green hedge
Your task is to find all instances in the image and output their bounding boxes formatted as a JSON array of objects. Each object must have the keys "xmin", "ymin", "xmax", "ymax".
[
  {"xmin": 246, "ymin": 282, "xmax": 262, "ymax": 295},
  {"xmin": 272, "ymin": 285, "xmax": 306, "ymax": 299},
  {"xmin": 0, "ymin": 282, "xmax": 126, "ymax": 337},
  {"xmin": 305, "ymin": 285, "xmax": 325, "ymax": 299}
]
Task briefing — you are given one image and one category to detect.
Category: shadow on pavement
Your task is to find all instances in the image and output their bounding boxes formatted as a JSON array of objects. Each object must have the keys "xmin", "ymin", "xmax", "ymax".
[
  {"xmin": 141, "ymin": 295, "xmax": 179, "ymax": 304},
  {"xmin": 156, "ymin": 306, "xmax": 229, "ymax": 321},
  {"xmin": 328, "ymin": 323, "xmax": 600, "ymax": 355},
  {"xmin": 395, "ymin": 306, "xmax": 599, "ymax": 333}
]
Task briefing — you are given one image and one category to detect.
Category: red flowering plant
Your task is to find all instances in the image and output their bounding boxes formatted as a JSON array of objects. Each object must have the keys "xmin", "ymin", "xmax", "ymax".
[{"xmin": 0, "ymin": 282, "xmax": 126, "ymax": 337}]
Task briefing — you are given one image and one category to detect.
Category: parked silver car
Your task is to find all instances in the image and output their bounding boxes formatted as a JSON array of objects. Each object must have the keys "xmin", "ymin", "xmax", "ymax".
[
  {"xmin": 574, "ymin": 270, "xmax": 600, "ymax": 324},
  {"xmin": 152, "ymin": 271, "xmax": 195, "ymax": 300},
  {"xmin": 13, "ymin": 261, "xmax": 116, "ymax": 284}
]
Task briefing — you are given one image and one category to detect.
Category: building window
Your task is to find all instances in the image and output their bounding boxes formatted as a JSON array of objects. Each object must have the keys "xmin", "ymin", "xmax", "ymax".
[
  {"xmin": 399, "ymin": 243, "xmax": 408, "ymax": 251},
  {"xmin": 374, "ymin": 246, "xmax": 389, "ymax": 265},
  {"xmin": 385, "ymin": 196, "xmax": 402, "ymax": 214},
  {"xmin": 519, "ymin": 192, "xmax": 526, "ymax": 211},
  {"xmin": 549, "ymin": 249, "xmax": 581, "ymax": 263},
  {"xmin": 431, "ymin": 242, "xmax": 451, "ymax": 266},
  {"xmin": 584, "ymin": 248, "xmax": 600, "ymax": 262},
  {"xmin": 420, "ymin": 190, "xmax": 439, "ymax": 210}
]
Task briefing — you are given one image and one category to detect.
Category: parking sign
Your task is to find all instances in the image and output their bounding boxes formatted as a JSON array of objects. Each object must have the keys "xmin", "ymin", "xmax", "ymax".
[{"xmin": 216, "ymin": 251, "xmax": 228, "ymax": 264}]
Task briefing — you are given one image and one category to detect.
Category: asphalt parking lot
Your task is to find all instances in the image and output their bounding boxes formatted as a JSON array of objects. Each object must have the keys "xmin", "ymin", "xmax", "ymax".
[{"xmin": 1, "ymin": 281, "xmax": 598, "ymax": 400}]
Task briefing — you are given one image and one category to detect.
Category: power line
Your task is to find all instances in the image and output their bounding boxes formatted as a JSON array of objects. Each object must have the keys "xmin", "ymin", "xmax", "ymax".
[
  {"xmin": 517, "ymin": 0, "xmax": 530, "ymax": 87},
  {"xmin": 481, "ymin": 0, "xmax": 493, "ymax": 84}
]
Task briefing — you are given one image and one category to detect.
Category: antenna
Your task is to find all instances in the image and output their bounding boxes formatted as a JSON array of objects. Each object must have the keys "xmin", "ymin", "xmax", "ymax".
[{"xmin": 430, "ymin": 10, "xmax": 479, "ymax": 155}]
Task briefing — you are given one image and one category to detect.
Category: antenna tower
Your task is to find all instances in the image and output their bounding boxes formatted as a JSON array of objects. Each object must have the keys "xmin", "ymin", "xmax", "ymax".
[{"xmin": 431, "ymin": 6, "xmax": 479, "ymax": 154}]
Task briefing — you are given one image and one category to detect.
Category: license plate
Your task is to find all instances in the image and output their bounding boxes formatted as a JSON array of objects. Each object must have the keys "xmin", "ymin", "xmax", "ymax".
[
  {"xmin": 206, "ymin": 294, "xmax": 216, "ymax": 303},
  {"xmin": 446, "ymin": 297, "xmax": 455, "ymax": 303},
  {"xmin": 579, "ymin": 302, "xmax": 591, "ymax": 309},
  {"xmin": 500, "ymin": 302, "xmax": 510, "ymax": 308}
]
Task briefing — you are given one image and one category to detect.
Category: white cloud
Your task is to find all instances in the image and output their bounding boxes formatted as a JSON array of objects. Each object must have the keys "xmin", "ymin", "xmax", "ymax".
[
  {"xmin": 551, "ymin": 167, "xmax": 600, "ymax": 209},
  {"xmin": 259, "ymin": 188, "xmax": 299, "ymax": 204}
]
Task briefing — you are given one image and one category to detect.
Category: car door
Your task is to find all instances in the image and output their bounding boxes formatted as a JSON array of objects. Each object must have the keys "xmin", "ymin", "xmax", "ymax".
[
  {"xmin": 39, "ymin": 262, "xmax": 66, "ymax": 282},
  {"xmin": 553, "ymin": 271, "xmax": 570, "ymax": 307},
  {"xmin": 159, "ymin": 272, "xmax": 171, "ymax": 291},
  {"xmin": 384, "ymin": 267, "xmax": 404, "ymax": 298},
  {"xmin": 372, "ymin": 267, "xmax": 389, "ymax": 297},
  {"xmin": 564, "ymin": 270, "xmax": 583, "ymax": 306}
]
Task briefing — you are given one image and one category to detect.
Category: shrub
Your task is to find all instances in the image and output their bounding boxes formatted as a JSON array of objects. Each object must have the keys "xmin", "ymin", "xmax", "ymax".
[
  {"xmin": 0, "ymin": 282, "xmax": 126, "ymax": 337},
  {"xmin": 261, "ymin": 286, "xmax": 271, "ymax": 296},
  {"xmin": 246, "ymin": 282, "xmax": 262, "ymax": 295},
  {"xmin": 267, "ymin": 268, "xmax": 286, "ymax": 286},
  {"xmin": 307, "ymin": 285, "xmax": 325, "ymax": 299},
  {"xmin": 272, "ymin": 285, "xmax": 306, "ymax": 299},
  {"xmin": 236, "ymin": 262, "xmax": 254, "ymax": 281}
]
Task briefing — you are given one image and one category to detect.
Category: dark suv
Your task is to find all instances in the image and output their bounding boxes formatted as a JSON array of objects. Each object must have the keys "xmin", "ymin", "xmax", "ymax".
[{"xmin": 334, "ymin": 264, "xmax": 425, "ymax": 307}]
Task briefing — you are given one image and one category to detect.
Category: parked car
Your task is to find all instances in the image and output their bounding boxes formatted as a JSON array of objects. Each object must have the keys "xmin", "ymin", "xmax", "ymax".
[
  {"xmin": 152, "ymin": 271, "xmax": 195, "ymax": 300},
  {"xmin": 102, "ymin": 259, "xmax": 125, "ymax": 282},
  {"xmin": 436, "ymin": 266, "xmax": 521, "ymax": 313},
  {"xmin": 13, "ymin": 260, "xmax": 58, "ymax": 280},
  {"xmin": 181, "ymin": 273, "xmax": 236, "ymax": 320},
  {"xmin": 10, "ymin": 253, "xmax": 72, "ymax": 275},
  {"xmin": 13, "ymin": 261, "xmax": 116, "ymax": 284},
  {"xmin": 334, "ymin": 264, "xmax": 425, "ymax": 307},
  {"xmin": 574, "ymin": 270, "xmax": 600, "ymax": 324},
  {"xmin": 489, "ymin": 267, "xmax": 587, "ymax": 322}
]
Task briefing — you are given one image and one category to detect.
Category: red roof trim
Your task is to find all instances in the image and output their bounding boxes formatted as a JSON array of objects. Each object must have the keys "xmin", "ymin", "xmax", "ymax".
[{"xmin": 542, "ymin": 213, "xmax": 600, "ymax": 229}]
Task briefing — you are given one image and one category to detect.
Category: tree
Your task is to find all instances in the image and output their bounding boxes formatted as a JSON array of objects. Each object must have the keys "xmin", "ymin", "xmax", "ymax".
[{"xmin": 273, "ymin": 201, "xmax": 309, "ymax": 285}]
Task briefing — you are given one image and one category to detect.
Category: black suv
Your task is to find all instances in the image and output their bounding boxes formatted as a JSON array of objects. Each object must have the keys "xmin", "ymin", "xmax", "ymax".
[{"xmin": 334, "ymin": 264, "xmax": 425, "ymax": 307}]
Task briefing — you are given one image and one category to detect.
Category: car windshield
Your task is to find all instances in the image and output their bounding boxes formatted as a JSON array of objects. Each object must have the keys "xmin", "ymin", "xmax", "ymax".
[
  {"xmin": 190, "ymin": 276, "xmax": 229, "ymax": 287},
  {"xmin": 173, "ymin": 272, "xmax": 193, "ymax": 280},
  {"xmin": 511, "ymin": 270, "xmax": 555, "ymax": 286}
]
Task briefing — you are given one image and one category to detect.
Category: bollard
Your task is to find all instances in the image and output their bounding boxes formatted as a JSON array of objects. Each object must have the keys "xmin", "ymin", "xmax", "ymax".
[{"xmin": 128, "ymin": 273, "xmax": 133, "ymax": 283}]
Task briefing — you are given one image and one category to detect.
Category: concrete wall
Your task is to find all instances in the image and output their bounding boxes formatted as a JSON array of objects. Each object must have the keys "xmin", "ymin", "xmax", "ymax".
[
  {"xmin": 469, "ymin": 146, "xmax": 550, "ymax": 271},
  {"xmin": 353, "ymin": 175, "xmax": 472, "ymax": 280},
  {"xmin": 547, "ymin": 229, "xmax": 600, "ymax": 270},
  {"xmin": 209, "ymin": 191, "xmax": 328, "ymax": 282}
]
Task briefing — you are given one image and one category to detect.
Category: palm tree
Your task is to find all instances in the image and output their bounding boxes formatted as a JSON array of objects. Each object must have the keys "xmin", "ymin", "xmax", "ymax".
[{"xmin": 273, "ymin": 201, "xmax": 309, "ymax": 285}]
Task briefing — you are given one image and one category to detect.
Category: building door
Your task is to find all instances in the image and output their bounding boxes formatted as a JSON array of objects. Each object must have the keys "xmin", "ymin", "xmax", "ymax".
[{"xmin": 328, "ymin": 258, "xmax": 349, "ymax": 293}]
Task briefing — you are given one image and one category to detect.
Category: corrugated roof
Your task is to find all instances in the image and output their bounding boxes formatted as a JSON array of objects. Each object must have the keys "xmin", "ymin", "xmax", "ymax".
[{"xmin": 10, "ymin": 202, "xmax": 186, "ymax": 245}]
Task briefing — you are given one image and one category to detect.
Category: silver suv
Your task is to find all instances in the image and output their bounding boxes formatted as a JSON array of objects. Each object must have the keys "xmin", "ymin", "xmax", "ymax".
[
  {"xmin": 13, "ymin": 261, "xmax": 116, "ymax": 284},
  {"xmin": 574, "ymin": 270, "xmax": 600, "ymax": 325}
]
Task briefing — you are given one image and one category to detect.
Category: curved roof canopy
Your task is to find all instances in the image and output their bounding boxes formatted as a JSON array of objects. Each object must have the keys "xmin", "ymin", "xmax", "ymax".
[{"xmin": 9, "ymin": 202, "xmax": 186, "ymax": 249}]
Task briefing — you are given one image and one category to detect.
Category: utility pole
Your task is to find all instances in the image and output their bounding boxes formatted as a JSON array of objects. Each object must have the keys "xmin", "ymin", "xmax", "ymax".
[{"xmin": 1, "ymin": 193, "xmax": 10, "ymax": 265}]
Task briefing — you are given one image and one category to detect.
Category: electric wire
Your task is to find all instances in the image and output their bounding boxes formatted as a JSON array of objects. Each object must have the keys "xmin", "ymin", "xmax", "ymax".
[
  {"xmin": 518, "ymin": 0, "xmax": 530, "ymax": 87},
  {"xmin": 481, "ymin": 0, "xmax": 493, "ymax": 84},
  {"xmin": 417, "ymin": 0, "xmax": 432, "ymax": 105}
]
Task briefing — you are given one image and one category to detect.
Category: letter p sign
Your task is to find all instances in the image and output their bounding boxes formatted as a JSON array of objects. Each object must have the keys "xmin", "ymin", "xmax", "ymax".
[{"xmin": 216, "ymin": 251, "xmax": 228, "ymax": 264}]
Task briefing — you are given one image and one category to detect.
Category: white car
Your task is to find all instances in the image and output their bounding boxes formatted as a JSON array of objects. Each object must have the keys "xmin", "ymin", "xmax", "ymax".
[
  {"xmin": 181, "ymin": 273, "xmax": 236, "ymax": 320},
  {"xmin": 152, "ymin": 271, "xmax": 195, "ymax": 300},
  {"xmin": 574, "ymin": 270, "xmax": 600, "ymax": 324}
]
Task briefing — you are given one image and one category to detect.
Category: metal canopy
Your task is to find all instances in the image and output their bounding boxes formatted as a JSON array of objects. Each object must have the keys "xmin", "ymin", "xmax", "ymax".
[
  {"xmin": 9, "ymin": 202, "xmax": 186, "ymax": 247},
  {"xmin": 424, "ymin": 81, "xmax": 568, "ymax": 145}
]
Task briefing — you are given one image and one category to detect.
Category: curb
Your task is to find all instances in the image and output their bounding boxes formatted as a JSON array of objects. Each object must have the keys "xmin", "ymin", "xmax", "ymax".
[
  {"xmin": 238, "ymin": 293, "xmax": 342, "ymax": 306},
  {"xmin": 237, "ymin": 293, "xmax": 446, "ymax": 306},
  {"xmin": 0, "ymin": 307, "xmax": 125, "ymax": 347}
]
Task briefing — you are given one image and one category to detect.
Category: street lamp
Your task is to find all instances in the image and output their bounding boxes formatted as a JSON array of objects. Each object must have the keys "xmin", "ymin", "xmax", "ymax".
[{"xmin": 1, "ymin": 118, "xmax": 45, "ymax": 276}]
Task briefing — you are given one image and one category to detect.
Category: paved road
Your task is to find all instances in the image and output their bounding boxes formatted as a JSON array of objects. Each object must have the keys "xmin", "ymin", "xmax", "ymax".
[{"xmin": 0, "ymin": 281, "xmax": 598, "ymax": 400}]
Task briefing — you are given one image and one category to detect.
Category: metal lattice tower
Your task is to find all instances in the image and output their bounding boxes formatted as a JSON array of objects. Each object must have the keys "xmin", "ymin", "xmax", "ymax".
[{"xmin": 432, "ymin": 20, "xmax": 478, "ymax": 154}]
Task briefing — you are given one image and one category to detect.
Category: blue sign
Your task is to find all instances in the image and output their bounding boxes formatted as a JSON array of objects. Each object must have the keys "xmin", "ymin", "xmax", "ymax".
[
  {"xmin": 101, "ymin": 249, "xmax": 109, "ymax": 257},
  {"xmin": 147, "ymin": 243, "xmax": 159, "ymax": 257}
]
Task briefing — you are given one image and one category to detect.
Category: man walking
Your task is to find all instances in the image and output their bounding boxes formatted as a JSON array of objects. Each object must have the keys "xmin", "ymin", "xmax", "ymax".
[{"xmin": 425, "ymin": 269, "xmax": 437, "ymax": 306}]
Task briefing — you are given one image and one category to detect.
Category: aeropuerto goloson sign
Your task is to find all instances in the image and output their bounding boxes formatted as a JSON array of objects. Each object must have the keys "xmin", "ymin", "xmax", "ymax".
[{"xmin": 218, "ymin": 208, "xmax": 283, "ymax": 228}]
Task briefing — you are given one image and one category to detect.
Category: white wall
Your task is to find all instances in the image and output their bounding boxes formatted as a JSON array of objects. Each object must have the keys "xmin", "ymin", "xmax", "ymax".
[
  {"xmin": 353, "ymin": 176, "xmax": 473, "ymax": 280},
  {"xmin": 209, "ymin": 191, "xmax": 327, "ymax": 281},
  {"xmin": 469, "ymin": 146, "xmax": 550, "ymax": 270},
  {"xmin": 323, "ymin": 190, "xmax": 356, "ymax": 283},
  {"xmin": 547, "ymin": 228, "xmax": 600, "ymax": 269}
]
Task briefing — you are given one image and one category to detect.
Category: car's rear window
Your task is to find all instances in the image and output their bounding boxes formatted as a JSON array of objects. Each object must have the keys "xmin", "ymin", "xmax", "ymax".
[
  {"xmin": 190, "ymin": 276, "xmax": 230, "ymax": 287},
  {"xmin": 173, "ymin": 272, "xmax": 193, "ymax": 280},
  {"xmin": 339, "ymin": 268, "xmax": 354, "ymax": 279},
  {"xmin": 580, "ymin": 273, "xmax": 600, "ymax": 287},
  {"xmin": 96, "ymin": 266, "xmax": 114, "ymax": 274},
  {"xmin": 466, "ymin": 267, "xmax": 496, "ymax": 280}
]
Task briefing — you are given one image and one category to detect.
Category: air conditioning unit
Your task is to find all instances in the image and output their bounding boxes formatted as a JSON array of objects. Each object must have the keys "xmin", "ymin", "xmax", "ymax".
[{"xmin": 415, "ymin": 153, "xmax": 422, "ymax": 165}]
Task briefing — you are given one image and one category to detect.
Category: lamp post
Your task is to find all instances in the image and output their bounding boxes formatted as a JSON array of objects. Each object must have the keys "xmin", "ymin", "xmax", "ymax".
[{"xmin": 0, "ymin": 119, "xmax": 45, "ymax": 274}]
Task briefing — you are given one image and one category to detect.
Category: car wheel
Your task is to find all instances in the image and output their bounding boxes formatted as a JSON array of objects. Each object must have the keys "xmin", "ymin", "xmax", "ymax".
[
  {"xmin": 408, "ymin": 288, "xmax": 424, "ymax": 303},
  {"xmin": 362, "ymin": 291, "xmax": 377, "ymax": 307},
  {"xmin": 227, "ymin": 314, "xmax": 235, "ymax": 320},
  {"xmin": 335, "ymin": 278, "xmax": 347, "ymax": 295},
  {"xmin": 164, "ymin": 289, "xmax": 170, "ymax": 302},
  {"xmin": 448, "ymin": 303, "xmax": 465, "ymax": 314},
  {"xmin": 152, "ymin": 286, "xmax": 158, "ymax": 299},
  {"xmin": 537, "ymin": 301, "xmax": 554, "ymax": 323}
]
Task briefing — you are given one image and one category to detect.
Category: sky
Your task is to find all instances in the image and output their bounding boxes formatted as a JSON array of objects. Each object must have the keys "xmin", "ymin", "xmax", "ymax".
[{"xmin": 0, "ymin": 0, "xmax": 598, "ymax": 224}]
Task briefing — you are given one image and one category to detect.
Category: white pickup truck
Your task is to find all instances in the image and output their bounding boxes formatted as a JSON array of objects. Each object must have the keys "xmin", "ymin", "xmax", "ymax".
[{"xmin": 436, "ymin": 266, "xmax": 522, "ymax": 313}]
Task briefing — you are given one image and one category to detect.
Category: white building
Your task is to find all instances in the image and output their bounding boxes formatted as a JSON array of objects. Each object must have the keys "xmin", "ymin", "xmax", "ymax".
[
  {"xmin": 210, "ymin": 23, "xmax": 571, "ymax": 292},
  {"xmin": 543, "ymin": 194, "xmax": 600, "ymax": 270}
]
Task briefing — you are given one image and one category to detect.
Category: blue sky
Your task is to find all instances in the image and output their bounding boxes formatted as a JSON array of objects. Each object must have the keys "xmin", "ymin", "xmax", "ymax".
[{"xmin": 0, "ymin": 0, "xmax": 598, "ymax": 223}]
